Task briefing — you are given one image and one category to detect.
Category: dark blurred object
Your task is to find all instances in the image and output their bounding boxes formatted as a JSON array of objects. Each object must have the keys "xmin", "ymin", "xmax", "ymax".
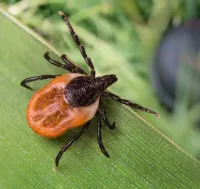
[{"xmin": 152, "ymin": 20, "xmax": 200, "ymax": 111}]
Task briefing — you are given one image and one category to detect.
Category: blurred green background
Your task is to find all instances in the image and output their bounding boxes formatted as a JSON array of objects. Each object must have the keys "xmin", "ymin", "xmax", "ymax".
[{"xmin": 1, "ymin": 0, "xmax": 200, "ymax": 160}]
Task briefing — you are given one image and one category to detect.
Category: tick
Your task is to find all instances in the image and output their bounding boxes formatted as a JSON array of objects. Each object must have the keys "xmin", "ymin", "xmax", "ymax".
[{"xmin": 21, "ymin": 11, "xmax": 159, "ymax": 167}]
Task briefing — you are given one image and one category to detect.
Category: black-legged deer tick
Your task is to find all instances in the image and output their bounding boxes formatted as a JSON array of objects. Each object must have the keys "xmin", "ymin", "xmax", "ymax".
[{"xmin": 21, "ymin": 11, "xmax": 159, "ymax": 167}]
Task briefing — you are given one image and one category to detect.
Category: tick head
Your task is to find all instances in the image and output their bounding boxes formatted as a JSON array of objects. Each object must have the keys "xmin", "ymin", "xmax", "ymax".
[{"xmin": 95, "ymin": 74, "xmax": 118, "ymax": 91}]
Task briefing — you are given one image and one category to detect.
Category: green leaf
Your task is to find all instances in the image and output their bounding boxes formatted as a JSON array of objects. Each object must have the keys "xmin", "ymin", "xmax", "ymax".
[{"xmin": 0, "ymin": 8, "xmax": 200, "ymax": 189}]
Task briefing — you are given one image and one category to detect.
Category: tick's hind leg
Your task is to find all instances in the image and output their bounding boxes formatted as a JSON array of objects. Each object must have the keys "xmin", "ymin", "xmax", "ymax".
[
  {"xmin": 96, "ymin": 111, "xmax": 110, "ymax": 158},
  {"xmin": 102, "ymin": 91, "xmax": 159, "ymax": 117},
  {"xmin": 61, "ymin": 54, "xmax": 87, "ymax": 75},
  {"xmin": 20, "ymin": 74, "xmax": 60, "ymax": 91},
  {"xmin": 55, "ymin": 121, "xmax": 90, "ymax": 167},
  {"xmin": 99, "ymin": 100, "xmax": 115, "ymax": 130}
]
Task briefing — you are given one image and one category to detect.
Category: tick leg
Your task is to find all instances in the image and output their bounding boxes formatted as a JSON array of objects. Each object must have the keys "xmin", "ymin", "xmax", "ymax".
[
  {"xmin": 44, "ymin": 52, "xmax": 83, "ymax": 74},
  {"xmin": 55, "ymin": 121, "xmax": 91, "ymax": 167},
  {"xmin": 20, "ymin": 74, "xmax": 60, "ymax": 91},
  {"xmin": 102, "ymin": 91, "xmax": 159, "ymax": 118},
  {"xmin": 99, "ymin": 101, "xmax": 115, "ymax": 130},
  {"xmin": 96, "ymin": 111, "xmax": 110, "ymax": 158},
  {"xmin": 58, "ymin": 11, "xmax": 96, "ymax": 78},
  {"xmin": 61, "ymin": 54, "xmax": 87, "ymax": 75}
]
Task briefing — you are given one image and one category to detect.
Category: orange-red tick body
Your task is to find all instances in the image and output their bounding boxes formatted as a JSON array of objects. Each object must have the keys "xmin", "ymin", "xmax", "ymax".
[{"xmin": 27, "ymin": 73, "xmax": 99, "ymax": 138}]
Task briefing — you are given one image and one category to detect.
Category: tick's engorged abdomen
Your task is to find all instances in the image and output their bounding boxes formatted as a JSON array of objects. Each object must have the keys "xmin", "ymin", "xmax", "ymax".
[{"xmin": 26, "ymin": 74, "xmax": 100, "ymax": 138}]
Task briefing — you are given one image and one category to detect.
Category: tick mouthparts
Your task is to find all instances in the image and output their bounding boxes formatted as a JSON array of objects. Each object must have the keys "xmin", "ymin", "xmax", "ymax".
[{"xmin": 96, "ymin": 74, "xmax": 118, "ymax": 91}]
